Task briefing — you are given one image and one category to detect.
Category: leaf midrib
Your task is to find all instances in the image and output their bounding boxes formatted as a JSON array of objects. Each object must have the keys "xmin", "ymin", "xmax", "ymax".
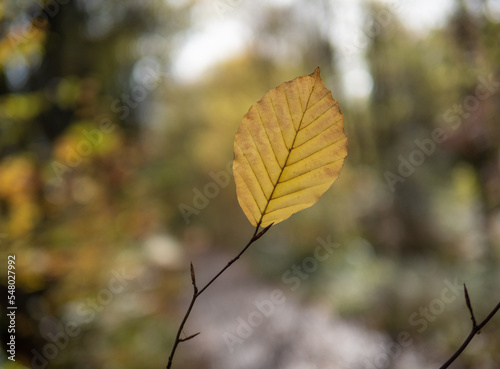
[{"xmin": 256, "ymin": 72, "xmax": 320, "ymax": 227}]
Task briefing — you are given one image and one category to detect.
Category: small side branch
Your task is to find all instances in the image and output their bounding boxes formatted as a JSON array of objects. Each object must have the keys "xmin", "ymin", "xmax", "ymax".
[
  {"xmin": 439, "ymin": 284, "xmax": 500, "ymax": 369},
  {"xmin": 253, "ymin": 223, "xmax": 274, "ymax": 242},
  {"xmin": 179, "ymin": 332, "xmax": 200, "ymax": 342},
  {"xmin": 166, "ymin": 223, "xmax": 273, "ymax": 369},
  {"xmin": 463, "ymin": 284, "xmax": 476, "ymax": 328},
  {"xmin": 190, "ymin": 262, "xmax": 198, "ymax": 295}
]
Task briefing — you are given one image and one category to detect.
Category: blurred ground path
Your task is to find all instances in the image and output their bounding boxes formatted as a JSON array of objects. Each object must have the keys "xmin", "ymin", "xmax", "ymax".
[{"xmin": 173, "ymin": 250, "xmax": 435, "ymax": 369}]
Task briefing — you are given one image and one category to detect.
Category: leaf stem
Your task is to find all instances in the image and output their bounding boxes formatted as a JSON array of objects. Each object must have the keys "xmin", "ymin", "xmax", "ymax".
[{"xmin": 166, "ymin": 222, "xmax": 273, "ymax": 369}]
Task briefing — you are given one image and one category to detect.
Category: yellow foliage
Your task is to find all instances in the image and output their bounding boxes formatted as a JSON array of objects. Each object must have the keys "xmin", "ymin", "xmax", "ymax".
[
  {"xmin": 0, "ymin": 155, "xmax": 40, "ymax": 237},
  {"xmin": 233, "ymin": 68, "xmax": 347, "ymax": 227},
  {"xmin": 52, "ymin": 121, "xmax": 123, "ymax": 164},
  {"xmin": 0, "ymin": 93, "xmax": 46, "ymax": 120},
  {"xmin": 8, "ymin": 200, "xmax": 41, "ymax": 238},
  {"xmin": 0, "ymin": 156, "xmax": 35, "ymax": 198}
]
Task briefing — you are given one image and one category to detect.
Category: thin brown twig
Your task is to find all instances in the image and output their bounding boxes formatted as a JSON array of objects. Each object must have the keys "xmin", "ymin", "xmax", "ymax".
[
  {"xmin": 166, "ymin": 222, "xmax": 273, "ymax": 369},
  {"xmin": 439, "ymin": 284, "xmax": 500, "ymax": 369},
  {"xmin": 463, "ymin": 284, "xmax": 476, "ymax": 328},
  {"xmin": 178, "ymin": 332, "xmax": 200, "ymax": 342}
]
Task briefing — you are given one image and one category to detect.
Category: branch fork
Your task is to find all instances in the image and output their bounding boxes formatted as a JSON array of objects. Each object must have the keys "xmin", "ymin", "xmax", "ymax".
[
  {"xmin": 166, "ymin": 223, "xmax": 273, "ymax": 369},
  {"xmin": 439, "ymin": 284, "xmax": 500, "ymax": 369},
  {"xmin": 167, "ymin": 230, "xmax": 499, "ymax": 369}
]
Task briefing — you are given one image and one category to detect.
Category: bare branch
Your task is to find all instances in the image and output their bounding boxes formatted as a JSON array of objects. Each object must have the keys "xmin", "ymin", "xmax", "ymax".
[
  {"xmin": 439, "ymin": 287, "xmax": 500, "ymax": 369},
  {"xmin": 166, "ymin": 224, "xmax": 272, "ymax": 369}
]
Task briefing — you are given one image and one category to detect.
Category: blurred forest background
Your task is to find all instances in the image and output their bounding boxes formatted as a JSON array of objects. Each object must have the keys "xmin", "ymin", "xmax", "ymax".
[{"xmin": 0, "ymin": 0, "xmax": 499, "ymax": 368}]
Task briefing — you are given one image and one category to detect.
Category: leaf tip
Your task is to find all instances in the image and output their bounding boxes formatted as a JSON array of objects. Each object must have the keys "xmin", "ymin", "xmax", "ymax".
[{"xmin": 233, "ymin": 67, "xmax": 346, "ymax": 229}]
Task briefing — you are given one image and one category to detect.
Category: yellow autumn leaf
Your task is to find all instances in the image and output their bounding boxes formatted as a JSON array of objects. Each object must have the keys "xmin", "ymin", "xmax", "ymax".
[{"xmin": 233, "ymin": 67, "xmax": 347, "ymax": 228}]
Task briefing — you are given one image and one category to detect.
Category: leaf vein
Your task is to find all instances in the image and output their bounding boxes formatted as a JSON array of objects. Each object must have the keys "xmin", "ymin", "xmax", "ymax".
[
  {"xmin": 304, "ymin": 91, "xmax": 331, "ymax": 112},
  {"xmin": 236, "ymin": 139, "xmax": 269, "ymax": 207},
  {"xmin": 256, "ymin": 103, "xmax": 281, "ymax": 171},
  {"xmin": 235, "ymin": 171, "xmax": 263, "ymax": 222},
  {"xmin": 288, "ymin": 136, "xmax": 346, "ymax": 167},
  {"xmin": 293, "ymin": 73, "xmax": 319, "ymax": 145},
  {"xmin": 269, "ymin": 95, "xmax": 288, "ymax": 157},
  {"xmin": 282, "ymin": 87, "xmax": 295, "ymax": 135},
  {"xmin": 280, "ymin": 156, "xmax": 345, "ymax": 184},
  {"xmin": 294, "ymin": 116, "xmax": 344, "ymax": 150},
  {"xmin": 244, "ymin": 123, "xmax": 274, "ymax": 186},
  {"xmin": 271, "ymin": 177, "xmax": 334, "ymax": 202}
]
